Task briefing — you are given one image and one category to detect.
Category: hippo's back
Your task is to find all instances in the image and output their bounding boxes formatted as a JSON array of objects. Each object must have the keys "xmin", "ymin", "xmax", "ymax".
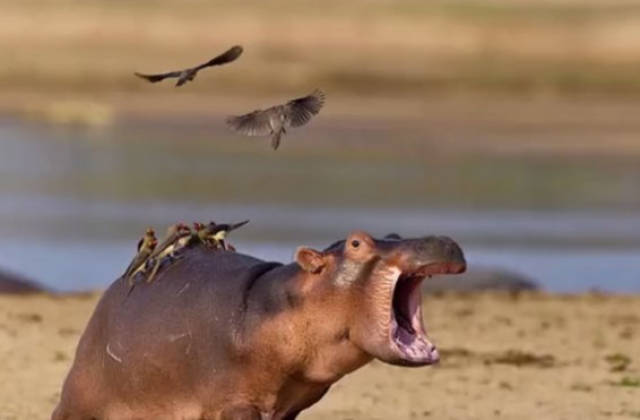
[
  {"xmin": 104, "ymin": 247, "xmax": 282, "ymax": 357},
  {"xmin": 116, "ymin": 246, "xmax": 277, "ymax": 312},
  {"xmin": 56, "ymin": 247, "xmax": 282, "ymax": 418}
]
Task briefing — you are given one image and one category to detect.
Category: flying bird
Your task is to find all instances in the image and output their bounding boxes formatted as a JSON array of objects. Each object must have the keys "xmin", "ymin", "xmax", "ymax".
[
  {"xmin": 134, "ymin": 45, "xmax": 243, "ymax": 87},
  {"xmin": 226, "ymin": 90, "xmax": 325, "ymax": 150}
]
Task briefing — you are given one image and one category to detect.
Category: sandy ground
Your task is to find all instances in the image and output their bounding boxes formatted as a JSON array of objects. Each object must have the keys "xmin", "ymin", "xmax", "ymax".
[{"xmin": 0, "ymin": 292, "xmax": 638, "ymax": 419}]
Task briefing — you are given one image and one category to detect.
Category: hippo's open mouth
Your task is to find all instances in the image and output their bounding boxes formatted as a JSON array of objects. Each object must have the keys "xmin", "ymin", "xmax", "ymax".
[{"xmin": 389, "ymin": 262, "xmax": 465, "ymax": 366}]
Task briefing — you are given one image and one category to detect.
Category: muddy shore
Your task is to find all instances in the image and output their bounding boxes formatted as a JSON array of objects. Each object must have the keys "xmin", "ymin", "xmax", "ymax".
[{"xmin": 1, "ymin": 292, "xmax": 638, "ymax": 419}]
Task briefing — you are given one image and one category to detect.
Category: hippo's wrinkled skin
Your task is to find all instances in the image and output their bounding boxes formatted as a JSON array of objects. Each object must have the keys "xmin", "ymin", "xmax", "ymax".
[{"xmin": 53, "ymin": 231, "xmax": 465, "ymax": 420}]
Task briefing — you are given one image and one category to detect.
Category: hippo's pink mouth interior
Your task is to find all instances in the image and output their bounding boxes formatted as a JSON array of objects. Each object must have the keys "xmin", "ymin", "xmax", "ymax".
[{"xmin": 390, "ymin": 262, "xmax": 465, "ymax": 366}]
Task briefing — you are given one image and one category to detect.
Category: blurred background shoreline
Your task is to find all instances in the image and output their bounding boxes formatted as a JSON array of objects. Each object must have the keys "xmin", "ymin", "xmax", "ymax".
[
  {"xmin": 1, "ymin": 0, "xmax": 639, "ymax": 293},
  {"xmin": 5, "ymin": 0, "xmax": 640, "ymax": 100}
]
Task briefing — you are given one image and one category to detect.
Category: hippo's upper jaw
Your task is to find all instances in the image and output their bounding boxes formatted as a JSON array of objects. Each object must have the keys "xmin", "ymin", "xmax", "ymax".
[{"xmin": 389, "ymin": 260, "xmax": 465, "ymax": 366}]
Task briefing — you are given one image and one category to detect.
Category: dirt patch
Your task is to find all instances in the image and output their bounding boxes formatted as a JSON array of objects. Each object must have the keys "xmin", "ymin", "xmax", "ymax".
[{"xmin": 486, "ymin": 350, "xmax": 556, "ymax": 368}]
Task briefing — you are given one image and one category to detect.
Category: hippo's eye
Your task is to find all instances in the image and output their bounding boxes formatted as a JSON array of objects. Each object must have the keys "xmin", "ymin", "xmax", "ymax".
[{"xmin": 351, "ymin": 240, "xmax": 360, "ymax": 248}]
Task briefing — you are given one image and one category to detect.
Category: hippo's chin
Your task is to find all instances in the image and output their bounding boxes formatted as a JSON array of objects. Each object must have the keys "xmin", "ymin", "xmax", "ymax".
[{"xmin": 385, "ymin": 262, "xmax": 465, "ymax": 367}]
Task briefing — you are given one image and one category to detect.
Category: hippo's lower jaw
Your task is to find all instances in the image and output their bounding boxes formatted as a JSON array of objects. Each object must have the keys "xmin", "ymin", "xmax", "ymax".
[{"xmin": 388, "ymin": 262, "xmax": 465, "ymax": 366}]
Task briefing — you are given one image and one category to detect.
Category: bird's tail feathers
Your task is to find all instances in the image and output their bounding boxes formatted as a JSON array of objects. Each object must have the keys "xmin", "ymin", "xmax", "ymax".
[
  {"xmin": 271, "ymin": 131, "xmax": 282, "ymax": 150},
  {"xmin": 230, "ymin": 220, "xmax": 250, "ymax": 231}
]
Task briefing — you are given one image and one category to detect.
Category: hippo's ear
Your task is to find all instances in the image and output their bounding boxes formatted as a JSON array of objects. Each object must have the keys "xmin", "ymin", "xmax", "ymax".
[{"xmin": 295, "ymin": 247, "xmax": 325, "ymax": 273}]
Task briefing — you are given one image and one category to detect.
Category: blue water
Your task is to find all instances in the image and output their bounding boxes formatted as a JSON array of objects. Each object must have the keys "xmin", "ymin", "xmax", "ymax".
[
  {"xmin": 0, "ymin": 197, "xmax": 638, "ymax": 293},
  {"xmin": 0, "ymin": 119, "xmax": 638, "ymax": 293},
  {"xmin": 0, "ymin": 236, "xmax": 638, "ymax": 293}
]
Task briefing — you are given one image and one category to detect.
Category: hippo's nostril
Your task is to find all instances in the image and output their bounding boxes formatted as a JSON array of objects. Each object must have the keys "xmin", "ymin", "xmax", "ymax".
[{"xmin": 445, "ymin": 243, "xmax": 456, "ymax": 258}]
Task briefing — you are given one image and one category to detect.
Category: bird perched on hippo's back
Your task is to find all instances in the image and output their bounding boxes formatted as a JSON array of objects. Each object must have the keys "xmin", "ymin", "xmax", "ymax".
[
  {"xmin": 189, "ymin": 220, "xmax": 249, "ymax": 250},
  {"xmin": 190, "ymin": 221, "xmax": 210, "ymax": 246},
  {"xmin": 226, "ymin": 90, "xmax": 325, "ymax": 150},
  {"xmin": 181, "ymin": 221, "xmax": 223, "ymax": 249},
  {"xmin": 134, "ymin": 45, "xmax": 243, "ymax": 87},
  {"xmin": 122, "ymin": 227, "xmax": 157, "ymax": 288},
  {"xmin": 203, "ymin": 220, "xmax": 249, "ymax": 250},
  {"xmin": 145, "ymin": 222, "xmax": 192, "ymax": 284}
]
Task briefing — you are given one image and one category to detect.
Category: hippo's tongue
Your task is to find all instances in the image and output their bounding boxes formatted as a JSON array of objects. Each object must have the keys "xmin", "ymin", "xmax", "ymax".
[{"xmin": 395, "ymin": 322, "xmax": 415, "ymax": 345}]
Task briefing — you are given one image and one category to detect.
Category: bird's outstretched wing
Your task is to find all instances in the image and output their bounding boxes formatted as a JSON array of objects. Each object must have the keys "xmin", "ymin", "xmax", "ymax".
[
  {"xmin": 134, "ymin": 71, "xmax": 182, "ymax": 83},
  {"xmin": 225, "ymin": 109, "xmax": 274, "ymax": 136},
  {"xmin": 135, "ymin": 45, "xmax": 242, "ymax": 84},
  {"xmin": 284, "ymin": 89, "xmax": 325, "ymax": 127},
  {"xmin": 196, "ymin": 45, "xmax": 244, "ymax": 70}
]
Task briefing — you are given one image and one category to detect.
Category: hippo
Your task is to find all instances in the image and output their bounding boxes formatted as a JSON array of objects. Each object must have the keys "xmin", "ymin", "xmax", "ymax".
[
  {"xmin": 0, "ymin": 268, "xmax": 45, "ymax": 294},
  {"xmin": 53, "ymin": 231, "xmax": 466, "ymax": 420}
]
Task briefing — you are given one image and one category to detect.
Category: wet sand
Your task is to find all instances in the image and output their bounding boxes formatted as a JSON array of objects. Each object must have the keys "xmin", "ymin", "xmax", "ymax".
[{"xmin": 0, "ymin": 292, "xmax": 638, "ymax": 419}]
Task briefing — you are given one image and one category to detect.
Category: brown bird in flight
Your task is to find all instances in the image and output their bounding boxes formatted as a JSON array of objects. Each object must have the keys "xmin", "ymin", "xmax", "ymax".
[
  {"xmin": 134, "ymin": 45, "xmax": 243, "ymax": 87},
  {"xmin": 226, "ymin": 89, "xmax": 325, "ymax": 150}
]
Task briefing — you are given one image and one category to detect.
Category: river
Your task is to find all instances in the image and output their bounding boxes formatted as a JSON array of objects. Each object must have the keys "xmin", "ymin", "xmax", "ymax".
[{"xmin": 0, "ymin": 118, "xmax": 638, "ymax": 292}]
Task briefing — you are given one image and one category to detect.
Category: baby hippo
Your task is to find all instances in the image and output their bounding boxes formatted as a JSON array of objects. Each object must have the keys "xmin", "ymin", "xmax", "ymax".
[{"xmin": 53, "ymin": 231, "xmax": 465, "ymax": 419}]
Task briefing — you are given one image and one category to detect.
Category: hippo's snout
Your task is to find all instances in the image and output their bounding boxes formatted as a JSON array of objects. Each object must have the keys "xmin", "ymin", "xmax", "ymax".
[
  {"xmin": 399, "ymin": 236, "xmax": 466, "ymax": 275},
  {"xmin": 348, "ymin": 233, "xmax": 466, "ymax": 367}
]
